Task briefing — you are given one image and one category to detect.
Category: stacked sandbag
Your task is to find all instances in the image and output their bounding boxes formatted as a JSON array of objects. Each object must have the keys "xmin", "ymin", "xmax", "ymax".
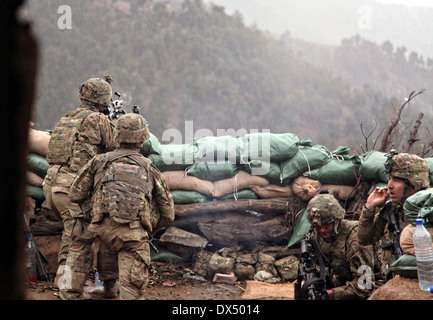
[{"xmin": 27, "ymin": 127, "xmax": 51, "ymax": 202}]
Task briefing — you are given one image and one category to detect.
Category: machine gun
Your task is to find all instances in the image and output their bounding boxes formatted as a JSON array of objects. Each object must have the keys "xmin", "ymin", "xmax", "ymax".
[
  {"xmin": 104, "ymin": 91, "xmax": 127, "ymax": 120},
  {"xmin": 295, "ymin": 233, "xmax": 331, "ymax": 300}
]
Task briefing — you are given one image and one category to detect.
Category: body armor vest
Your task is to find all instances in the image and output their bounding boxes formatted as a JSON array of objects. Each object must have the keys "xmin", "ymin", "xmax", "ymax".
[
  {"xmin": 94, "ymin": 149, "xmax": 154, "ymax": 225},
  {"xmin": 46, "ymin": 109, "xmax": 93, "ymax": 166}
]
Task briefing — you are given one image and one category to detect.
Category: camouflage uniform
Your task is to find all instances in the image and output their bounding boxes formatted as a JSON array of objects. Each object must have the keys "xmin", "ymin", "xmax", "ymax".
[
  {"xmin": 67, "ymin": 114, "xmax": 175, "ymax": 300},
  {"xmin": 358, "ymin": 152, "xmax": 430, "ymax": 278},
  {"xmin": 306, "ymin": 193, "xmax": 374, "ymax": 300},
  {"xmin": 43, "ymin": 78, "xmax": 116, "ymax": 285}
]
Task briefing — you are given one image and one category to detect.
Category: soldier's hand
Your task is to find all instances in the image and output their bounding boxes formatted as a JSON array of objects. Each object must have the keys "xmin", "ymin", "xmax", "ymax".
[{"xmin": 365, "ymin": 187, "xmax": 389, "ymax": 210}]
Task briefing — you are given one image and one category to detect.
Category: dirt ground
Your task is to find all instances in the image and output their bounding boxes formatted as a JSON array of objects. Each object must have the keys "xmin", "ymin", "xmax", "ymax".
[{"xmin": 24, "ymin": 261, "xmax": 246, "ymax": 300}]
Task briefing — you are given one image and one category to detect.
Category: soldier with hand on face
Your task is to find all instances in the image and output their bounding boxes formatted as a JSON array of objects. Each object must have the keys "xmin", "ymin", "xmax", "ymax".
[
  {"xmin": 358, "ymin": 151, "xmax": 431, "ymax": 282},
  {"xmin": 304, "ymin": 192, "xmax": 374, "ymax": 300},
  {"xmin": 65, "ymin": 113, "xmax": 175, "ymax": 300},
  {"xmin": 43, "ymin": 77, "xmax": 117, "ymax": 291}
]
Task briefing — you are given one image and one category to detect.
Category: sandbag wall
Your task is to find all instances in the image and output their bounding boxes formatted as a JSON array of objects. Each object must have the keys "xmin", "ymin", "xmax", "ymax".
[{"xmin": 26, "ymin": 128, "xmax": 433, "ymax": 252}]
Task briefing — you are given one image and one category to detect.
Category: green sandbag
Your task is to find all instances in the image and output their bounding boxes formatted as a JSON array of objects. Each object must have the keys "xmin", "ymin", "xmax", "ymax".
[
  {"xmin": 389, "ymin": 253, "xmax": 417, "ymax": 278},
  {"xmin": 26, "ymin": 185, "xmax": 45, "ymax": 202},
  {"xmin": 193, "ymin": 135, "xmax": 245, "ymax": 163},
  {"xmin": 359, "ymin": 150, "xmax": 389, "ymax": 183},
  {"xmin": 218, "ymin": 189, "xmax": 258, "ymax": 200},
  {"xmin": 147, "ymin": 154, "xmax": 191, "ymax": 172},
  {"xmin": 170, "ymin": 190, "xmax": 210, "ymax": 204},
  {"xmin": 243, "ymin": 132, "xmax": 305, "ymax": 162},
  {"xmin": 27, "ymin": 153, "xmax": 50, "ymax": 178},
  {"xmin": 404, "ymin": 189, "xmax": 433, "ymax": 227},
  {"xmin": 287, "ymin": 208, "xmax": 312, "ymax": 248},
  {"xmin": 305, "ymin": 155, "xmax": 361, "ymax": 186},
  {"xmin": 240, "ymin": 161, "xmax": 283, "ymax": 185},
  {"xmin": 186, "ymin": 161, "xmax": 239, "ymax": 181},
  {"xmin": 140, "ymin": 133, "xmax": 162, "ymax": 156},
  {"xmin": 280, "ymin": 145, "xmax": 332, "ymax": 184}
]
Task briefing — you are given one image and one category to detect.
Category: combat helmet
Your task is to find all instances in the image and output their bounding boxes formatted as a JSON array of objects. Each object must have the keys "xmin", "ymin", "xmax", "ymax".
[
  {"xmin": 306, "ymin": 192, "xmax": 345, "ymax": 228},
  {"xmin": 384, "ymin": 150, "xmax": 430, "ymax": 191},
  {"xmin": 79, "ymin": 77, "xmax": 113, "ymax": 107},
  {"xmin": 115, "ymin": 113, "xmax": 150, "ymax": 147}
]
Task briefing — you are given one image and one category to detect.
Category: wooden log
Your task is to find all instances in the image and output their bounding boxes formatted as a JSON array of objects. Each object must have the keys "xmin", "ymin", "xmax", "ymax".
[
  {"xmin": 174, "ymin": 198, "xmax": 294, "ymax": 217},
  {"xmin": 197, "ymin": 215, "xmax": 289, "ymax": 249}
]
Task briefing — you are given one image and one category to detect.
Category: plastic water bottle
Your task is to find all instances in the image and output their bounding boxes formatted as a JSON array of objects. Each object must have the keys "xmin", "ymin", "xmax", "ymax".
[
  {"xmin": 412, "ymin": 219, "xmax": 433, "ymax": 291},
  {"xmin": 94, "ymin": 271, "xmax": 103, "ymax": 286},
  {"xmin": 25, "ymin": 237, "xmax": 37, "ymax": 283}
]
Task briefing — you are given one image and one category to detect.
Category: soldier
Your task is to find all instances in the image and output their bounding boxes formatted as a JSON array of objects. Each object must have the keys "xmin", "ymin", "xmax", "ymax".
[
  {"xmin": 304, "ymin": 192, "xmax": 374, "ymax": 300},
  {"xmin": 43, "ymin": 77, "xmax": 117, "ymax": 288},
  {"xmin": 64, "ymin": 113, "xmax": 175, "ymax": 300},
  {"xmin": 358, "ymin": 151, "xmax": 430, "ymax": 280}
]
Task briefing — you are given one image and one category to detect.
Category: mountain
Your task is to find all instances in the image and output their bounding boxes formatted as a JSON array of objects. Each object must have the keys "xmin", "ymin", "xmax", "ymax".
[
  {"xmin": 20, "ymin": 0, "xmax": 431, "ymax": 153},
  {"xmin": 206, "ymin": 0, "xmax": 433, "ymax": 60}
]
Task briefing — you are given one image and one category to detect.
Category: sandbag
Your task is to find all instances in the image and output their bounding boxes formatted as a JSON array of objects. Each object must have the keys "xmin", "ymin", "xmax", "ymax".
[
  {"xmin": 28, "ymin": 128, "xmax": 51, "ymax": 156},
  {"xmin": 241, "ymin": 161, "xmax": 283, "ymax": 185},
  {"xmin": 147, "ymin": 154, "xmax": 191, "ymax": 172},
  {"xmin": 193, "ymin": 135, "xmax": 245, "ymax": 163},
  {"xmin": 403, "ymin": 189, "xmax": 433, "ymax": 227},
  {"xmin": 140, "ymin": 132, "xmax": 162, "ymax": 156},
  {"xmin": 26, "ymin": 185, "xmax": 45, "ymax": 202},
  {"xmin": 242, "ymin": 132, "xmax": 305, "ymax": 162},
  {"xmin": 170, "ymin": 190, "xmax": 210, "ymax": 204},
  {"xmin": 212, "ymin": 170, "xmax": 269, "ymax": 198},
  {"xmin": 389, "ymin": 254, "xmax": 418, "ymax": 278},
  {"xmin": 304, "ymin": 155, "xmax": 360, "ymax": 186},
  {"xmin": 422, "ymin": 157, "xmax": 433, "ymax": 185},
  {"xmin": 250, "ymin": 184, "xmax": 293, "ymax": 199},
  {"xmin": 280, "ymin": 145, "xmax": 332, "ymax": 183},
  {"xmin": 162, "ymin": 171, "xmax": 214, "ymax": 197},
  {"xmin": 27, "ymin": 153, "xmax": 50, "ymax": 178},
  {"xmin": 359, "ymin": 150, "xmax": 389, "ymax": 183},
  {"xmin": 320, "ymin": 185, "xmax": 355, "ymax": 201},
  {"xmin": 27, "ymin": 171, "xmax": 44, "ymax": 187},
  {"xmin": 291, "ymin": 176, "xmax": 322, "ymax": 201},
  {"xmin": 287, "ymin": 208, "xmax": 311, "ymax": 248},
  {"xmin": 400, "ymin": 224, "xmax": 433, "ymax": 255},
  {"xmin": 218, "ymin": 189, "xmax": 259, "ymax": 200},
  {"xmin": 186, "ymin": 161, "xmax": 239, "ymax": 181}
]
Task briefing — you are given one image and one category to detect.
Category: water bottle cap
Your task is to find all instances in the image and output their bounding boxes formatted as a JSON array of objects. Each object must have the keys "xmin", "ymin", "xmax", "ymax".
[
  {"xmin": 430, "ymin": 286, "xmax": 433, "ymax": 293},
  {"xmin": 416, "ymin": 219, "xmax": 424, "ymax": 225},
  {"xmin": 28, "ymin": 237, "xmax": 33, "ymax": 241}
]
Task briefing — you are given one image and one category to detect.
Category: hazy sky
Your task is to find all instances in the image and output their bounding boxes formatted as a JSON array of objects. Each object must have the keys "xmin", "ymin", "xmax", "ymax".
[{"xmin": 375, "ymin": 0, "xmax": 433, "ymax": 7}]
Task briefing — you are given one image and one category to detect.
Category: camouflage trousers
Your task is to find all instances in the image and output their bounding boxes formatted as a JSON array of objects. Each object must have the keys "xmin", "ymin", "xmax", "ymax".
[
  {"xmin": 43, "ymin": 185, "xmax": 81, "ymax": 267},
  {"xmin": 88, "ymin": 218, "xmax": 151, "ymax": 300},
  {"xmin": 59, "ymin": 218, "xmax": 118, "ymax": 300}
]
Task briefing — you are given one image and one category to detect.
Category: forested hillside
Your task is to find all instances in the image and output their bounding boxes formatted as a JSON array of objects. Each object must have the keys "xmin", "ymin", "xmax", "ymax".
[{"xmin": 21, "ymin": 0, "xmax": 430, "ymax": 151}]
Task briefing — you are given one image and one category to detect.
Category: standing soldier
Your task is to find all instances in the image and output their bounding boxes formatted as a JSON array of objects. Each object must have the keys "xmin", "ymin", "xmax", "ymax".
[
  {"xmin": 65, "ymin": 113, "xmax": 175, "ymax": 300},
  {"xmin": 358, "ymin": 151, "xmax": 430, "ymax": 281},
  {"xmin": 299, "ymin": 192, "xmax": 374, "ymax": 300},
  {"xmin": 43, "ymin": 77, "xmax": 117, "ymax": 289}
]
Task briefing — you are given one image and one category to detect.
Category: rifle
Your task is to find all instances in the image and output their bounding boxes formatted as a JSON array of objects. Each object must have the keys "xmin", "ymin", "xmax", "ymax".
[
  {"xmin": 382, "ymin": 202, "xmax": 404, "ymax": 262},
  {"xmin": 295, "ymin": 233, "xmax": 330, "ymax": 300}
]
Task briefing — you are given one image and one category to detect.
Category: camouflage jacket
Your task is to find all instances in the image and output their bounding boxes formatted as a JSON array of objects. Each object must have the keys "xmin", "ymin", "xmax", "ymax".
[
  {"xmin": 312, "ymin": 219, "xmax": 374, "ymax": 300},
  {"xmin": 44, "ymin": 104, "xmax": 116, "ymax": 189},
  {"xmin": 358, "ymin": 200, "xmax": 408, "ymax": 246},
  {"xmin": 69, "ymin": 148, "xmax": 175, "ymax": 235}
]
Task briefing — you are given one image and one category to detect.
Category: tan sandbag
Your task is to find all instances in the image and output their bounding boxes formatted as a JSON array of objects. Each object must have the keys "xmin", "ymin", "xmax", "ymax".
[
  {"xmin": 212, "ymin": 170, "xmax": 269, "ymax": 198},
  {"xmin": 291, "ymin": 176, "xmax": 322, "ymax": 201},
  {"xmin": 162, "ymin": 171, "xmax": 214, "ymax": 196},
  {"xmin": 400, "ymin": 224, "xmax": 433, "ymax": 255},
  {"xmin": 250, "ymin": 184, "xmax": 293, "ymax": 199},
  {"xmin": 241, "ymin": 280, "xmax": 294, "ymax": 300},
  {"xmin": 27, "ymin": 171, "xmax": 44, "ymax": 187},
  {"xmin": 28, "ymin": 128, "xmax": 51, "ymax": 156},
  {"xmin": 319, "ymin": 184, "xmax": 355, "ymax": 200}
]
